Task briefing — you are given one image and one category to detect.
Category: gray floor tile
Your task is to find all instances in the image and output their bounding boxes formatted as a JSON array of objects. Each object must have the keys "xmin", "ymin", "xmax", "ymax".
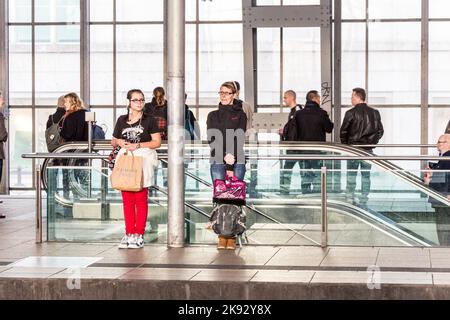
[
  {"xmin": 49, "ymin": 267, "xmax": 135, "ymax": 280},
  {"xmin": 191, "ymin": 269, "xmax": 258, "ymax": 282},
  {"xmin": 119, "ymin": 268, "xmax": 199, "ymax": 281},
  {"xmin": 7, "ymin": 256, "xmax": 102, "ymax": 268},
  {"xmin": 311, "ymin": 271, "xmax": 369, "ymax": 284},
  {"xmin": 250, "ymin": 270, "xmax": 314, "ymax": 283},
  {"xmin": 377, "ymin": 272, "xmax": 432, "ymax": 285}
]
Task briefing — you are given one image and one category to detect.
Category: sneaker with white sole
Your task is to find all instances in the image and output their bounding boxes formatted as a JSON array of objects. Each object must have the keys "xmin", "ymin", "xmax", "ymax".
[
  {"xmin": 127, "ymin": 234, "xmax": 139, "ymax": 249},
  {"xmin": 135, "ymin": 234, "xmax": 144, "ymax": 248},
  {"xmin": 118, "ymin": 234, "xmax": 130, "ymax": 249}
]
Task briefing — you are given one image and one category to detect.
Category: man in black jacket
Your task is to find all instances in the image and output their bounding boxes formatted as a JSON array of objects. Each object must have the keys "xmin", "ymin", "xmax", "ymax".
[
  {"xmin": 424, "ymin": 134, "xmax": 450, "ymax": 245},
  {"xmin": 279, "ymin": 90, "xmax": 303, "ymax": 194},
  {"xmin": 340, "ymin": 87, "xmax": 384, "ymax": 204},
  {"xmin": 295, "ymin": 90, "xmax": 334, "ymax": 193}
]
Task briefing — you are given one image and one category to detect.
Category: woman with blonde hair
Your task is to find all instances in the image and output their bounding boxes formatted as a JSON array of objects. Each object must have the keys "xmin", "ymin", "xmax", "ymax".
[{"xmin": 60, "ymin": 92, "xmax": 88, "ymax": 142}]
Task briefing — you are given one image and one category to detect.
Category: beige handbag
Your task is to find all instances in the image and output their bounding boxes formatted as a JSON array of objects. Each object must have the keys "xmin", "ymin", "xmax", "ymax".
[{"xmin": 110, "ymin": 150, "xmax": 143, "ymax": 192}]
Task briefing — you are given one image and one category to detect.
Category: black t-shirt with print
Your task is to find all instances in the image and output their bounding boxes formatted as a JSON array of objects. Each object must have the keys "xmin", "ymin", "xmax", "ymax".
[{"xmin": 113, "ymin": 114, "xmax": 159, "ymax": 143}]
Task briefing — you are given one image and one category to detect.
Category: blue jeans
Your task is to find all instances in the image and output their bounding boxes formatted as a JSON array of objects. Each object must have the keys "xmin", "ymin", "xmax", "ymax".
[{"xmin": 210, "ymin": 163, "xmax": 246, "ymax": 181}]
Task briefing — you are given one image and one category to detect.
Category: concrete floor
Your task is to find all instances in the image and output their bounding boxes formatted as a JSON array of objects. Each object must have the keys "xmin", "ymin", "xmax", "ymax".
[{"xmin": 2, "ymin": 196, "xmax": 450, "ymax": 299}]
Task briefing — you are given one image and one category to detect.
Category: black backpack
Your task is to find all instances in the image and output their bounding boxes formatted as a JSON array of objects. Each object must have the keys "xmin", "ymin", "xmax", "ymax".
[
  {"xmin": 45, "ymin": 115, "xmax": 64, "ymax": 152},
  {"xmin": 282, "ymin": 105, "xmax": 302, "ymax": 141},
  {"xmin": 209, "ymin": 203, "xmax": 246, "ymax": 237}
]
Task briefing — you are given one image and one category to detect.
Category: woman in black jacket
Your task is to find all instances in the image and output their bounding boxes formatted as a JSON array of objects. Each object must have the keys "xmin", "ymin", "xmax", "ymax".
[
  {"xmin": 207, "ymin": 81, "xmax": 247, "ymax": 182},
  {"xmin": 60, "ymin": 92, "xmax": 88, "ymax": 143},
  {"xmin": 207, "ymin": 82, "xmax": 247, "ymax": 250}
]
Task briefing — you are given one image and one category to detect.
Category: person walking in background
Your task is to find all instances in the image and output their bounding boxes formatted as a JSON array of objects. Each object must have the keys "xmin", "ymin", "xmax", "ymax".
[
  {"xmin": 295, "ymin": 90, "xmax": 334, "ymax": 193},
  {"xmin": 60, "ymin": 92, "xmax": 88, "ymax": 143},
  {"xmin": 46, "ymin": 95, "xmax": 69, "ymax": 200},
  {"xmin": 0, "ymin": 92, "xmax": 7, "ymax": 219},
  {"xmin": 233, "ymin": 81, "xmax": 253, "ymax": 133},
  {"xmin": 340, "ymin": 87, "xmax": 384, "ymax": 205},
  {"xmin": 184, "ymin": 93, "xmax": 200, "ymax": 141},
  {"xmin": 279, "ymin": 90, "xmax": 303, "ymax": 195},
  {"xmin": 424, "ymin": 134, "xmax": 450, "ymax": 245},
  {"xmin": 46, "ymin": 95, "xmax": 66, "ymax": 131},
  {"xmin": 112, "ymin": 89, "xmax": 161, "ymax": 249},
  {"xmin": 144, "ymin": 87, "xmax": 167, "ymax": 141}
]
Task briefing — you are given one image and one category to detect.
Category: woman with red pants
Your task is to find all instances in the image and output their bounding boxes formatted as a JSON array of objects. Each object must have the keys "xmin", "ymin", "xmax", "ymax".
[{"xmin": 112, "ymin": 89, "xmax": 161, "ymax": 249}]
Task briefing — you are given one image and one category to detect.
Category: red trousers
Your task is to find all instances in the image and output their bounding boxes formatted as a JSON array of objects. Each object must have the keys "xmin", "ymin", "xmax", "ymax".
[{"xmin": 121, "ymin": 188, "xmax": 148, "ymax": 235}]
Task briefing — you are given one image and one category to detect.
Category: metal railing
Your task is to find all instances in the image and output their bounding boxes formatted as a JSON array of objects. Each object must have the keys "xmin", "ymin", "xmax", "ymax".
[{"xmin": 22, "ymin": 141, "xmax": 450, "ymax": 245}]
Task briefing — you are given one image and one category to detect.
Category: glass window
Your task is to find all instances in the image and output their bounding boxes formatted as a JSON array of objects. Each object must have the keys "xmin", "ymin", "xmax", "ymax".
[
  {"xmin": 199, "ymin": 24, "xmax": 243, "ymax": 105},
  {"xmin": 9, "ymin": 26, "xmax": 32, "ymax": 106},
  {"xmin": 368, "ymin": 22, "xmax": 421, "ymax": 105},
  {"xmin": 257, "ymin": 0, "xmax": 281, "ymax": 5},
  {"xmin": 36, "ymin": 108, "xmax": 55, "ymax": 152},
  {"xmin": 283, "ymin": 0, "xmax": 320, "ymax": 5},
  {"xmin": 35, "ymin": 26, "xmax": 81, "ymax": 105},
  {"xmin": 429, "ymin": 22, "xmax": 450, "ymax": 105},
  {"xmin": 373, "ymin": 107, "xmax": 420, "ymax": 170},
  {"xmin": 186, "ymin": 25, "xmax": 197, "ymax": 107},
  {"xmin": 368, "ymin": 0, "xmax": 421, "ymax": 19},
  {"xmin": 430, "ymin": 0, "xmax": 450, "ymax": 19},
  {"xmin": 116, "ymin": 0, "xmax": 163, "ymax": 21},
  {"xmin": 341, "ymin": 23, "xmax": 365, "ymax": 105},
  {"xmin": 9, "ymin": 0, "xmax": 31, "ymax": 23},
  {"xmin": 186, "ymin": 0, "xmax": 197, "ymax": 22},
  {"xmin": 9, "ymin": 108, "xmax": 33, "ymax": 188},
  {"xmin": 198, "ymin": 107, "xmax": 216, "ymax": 141},
  {"xmin": 429, "ymin": 108, "xmax": 450, "ymax": 146},
  {"xmin": 342, "ymin": 0, "xmax": 366, "ymax": 20},
  {"xmin": 257, "ymin": 28, "xmax": 280, "ymax": 105},
  {"xmin": 90, "ymin": 25, "xmax": 114, "ymax": 106},
  {"xmin": 283, "ymin": 28, "xmax": 321, "ymax": 104},
  {"xmin": 35, "ymin": 0, "xmax": 80, "ymax": 23},
  {"xmin": 199, "ymin": 0, "xmax": 242, "ymax": 21},
  {"xmin": 116, "ymin": 25, "xmax": 164, "ymax": 104},
  {"xmin": 90, "ymin": 0, "xmax": 113, "ymax": 22}
]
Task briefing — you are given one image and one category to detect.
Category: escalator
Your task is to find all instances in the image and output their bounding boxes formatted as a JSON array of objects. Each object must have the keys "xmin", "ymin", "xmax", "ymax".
[{"xmin": 41, "ymin": 141, "xmax": 448, "ymax": 246}]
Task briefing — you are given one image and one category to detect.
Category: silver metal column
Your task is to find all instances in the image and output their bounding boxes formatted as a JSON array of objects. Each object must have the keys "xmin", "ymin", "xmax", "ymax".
[
  {"xmin": 167, "ymin": 0, "xmax": 185, "ymax": 248},
  {"xmin": 320, "ymin": 166, "xmax": 328, "ymax": 248},
  {"xmin": 80, "ymin": 0, "xmax": 90, "ymax": 108},
  {"xmin": 242, "ymin": 0, "xmax": 257, "ymax": 111},
  {"xmin": 333, "ymin": 0, "xmax": 342, "ymax": 142},
  {"xmin": 0, "ymin": 0, "xmax": 9, "ymax": 194},
  {"xmin": 421, "ymin": 0, "xmax": 429, "ymax": 158},
  {"xmin": 35, "ymin": 164, "xmax": 42, "ymax": 243},
  {"xmin": 320, "ymin": 0, "xmax": 333, "ymax": 142}
]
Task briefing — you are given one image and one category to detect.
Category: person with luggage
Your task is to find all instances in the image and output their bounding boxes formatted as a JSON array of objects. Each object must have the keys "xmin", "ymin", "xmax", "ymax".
[
  {"xmin": 207, "ymin": 81, "xmax": 247, "ymax": 250},
  {"xmin": 112, "ymin": 89, "xmax": 161, "ymax": 249}
]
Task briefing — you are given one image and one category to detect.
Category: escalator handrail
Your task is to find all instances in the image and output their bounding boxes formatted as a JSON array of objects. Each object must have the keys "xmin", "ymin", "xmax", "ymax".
[{"xmin": 38, "ymin": 141, "xmax": 450, "ymax": 207}]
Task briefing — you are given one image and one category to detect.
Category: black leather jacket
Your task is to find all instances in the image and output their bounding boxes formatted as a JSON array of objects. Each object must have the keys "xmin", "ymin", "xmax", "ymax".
[{"xmin": 340, "ymin": 103, "xmax": 384, "ymax": 149}]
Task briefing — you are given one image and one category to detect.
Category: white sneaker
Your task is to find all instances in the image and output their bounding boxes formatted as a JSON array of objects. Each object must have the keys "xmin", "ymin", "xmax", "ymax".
[
  {"xmin": 135, "ymin": 234, "xmax": 144, "ymax": 248},
  {"xmin": 127, "ymin": 234, "xmax": 139, "ymax": 249},
  {"xmin": 118, "ymin": 235, "xmax": 130, "ymax": 249}
]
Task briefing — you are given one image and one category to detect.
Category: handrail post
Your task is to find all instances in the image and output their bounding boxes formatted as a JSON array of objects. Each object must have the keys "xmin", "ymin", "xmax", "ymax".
[
  {"xmin": 321, "ymin": 166, "xmax": 328, "ymax": 248},
  {"xmin": 35, "ymin": 164, "xmax": 42, "ymax": 243},
  {"xmin": 85, "ymin": 112, "xmax": 95, "ymax": 199}
]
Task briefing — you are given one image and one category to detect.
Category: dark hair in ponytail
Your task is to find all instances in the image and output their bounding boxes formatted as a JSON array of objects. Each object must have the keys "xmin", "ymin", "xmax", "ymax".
[
  {"xmin": 153, "ymin": 87, "xmax": 166, "ymax": 107},
  {"xmin": 126, "ymin": 89, "xmax": 145, "ymax": 119}
]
